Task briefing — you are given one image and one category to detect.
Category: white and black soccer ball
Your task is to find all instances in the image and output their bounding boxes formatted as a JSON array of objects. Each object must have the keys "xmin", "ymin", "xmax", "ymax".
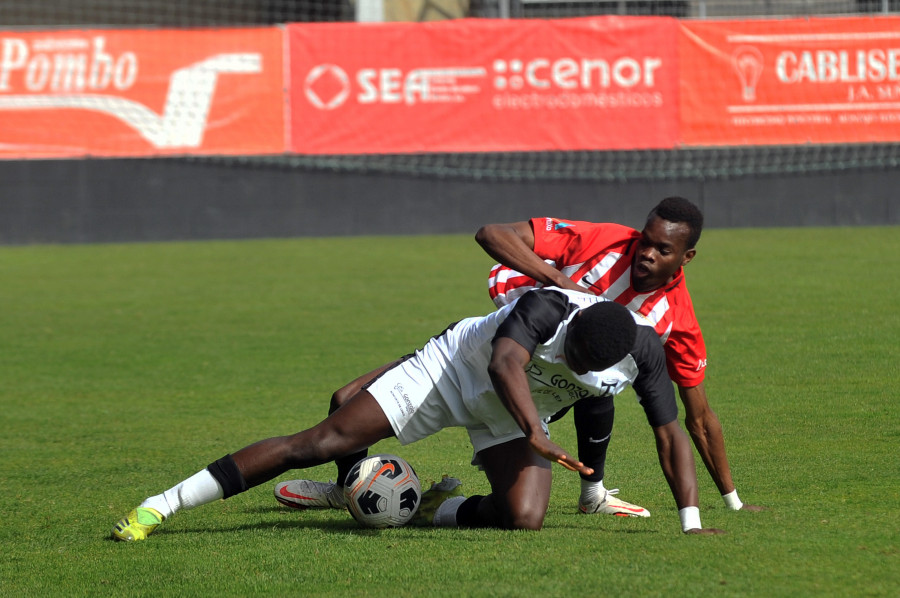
[{"xmin": 343, "ymin": 454, "xmax": 421, "ymax": 528}]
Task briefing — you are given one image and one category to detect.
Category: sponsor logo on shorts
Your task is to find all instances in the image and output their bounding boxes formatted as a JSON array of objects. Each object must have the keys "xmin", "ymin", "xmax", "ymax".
[{"xmin": 392, "ymin": 382, "xmax": 415, "ymax": 416}]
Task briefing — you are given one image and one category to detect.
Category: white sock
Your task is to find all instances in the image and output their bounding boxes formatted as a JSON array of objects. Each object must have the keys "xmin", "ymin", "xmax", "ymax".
[
  {"xmin": 579, "ymin": 478, "xmax": 606, "ymax": 504},
  {"xmin": 432, "ymin": 496, "xmax": 467, "ymax": 527},
  {"xmin": 140, "ymin": 469, "xmax": 224, "ymax": 519}
]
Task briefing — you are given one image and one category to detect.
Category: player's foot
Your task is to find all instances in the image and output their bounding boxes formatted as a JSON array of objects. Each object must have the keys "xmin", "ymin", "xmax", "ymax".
[
  {"xmin": 411, "ymin": 475, "xmax": 464, "ymax": 526},
  {"xmin": 111, "ymin": 507, "xmax": 165, "ymax": 541},
  {"xmin": 579, "ymin": 488, "xmax": 650, "ymax": 517},
  {"xmin": 274, "ymin": 479, "xmax": 347, "ymax": 510}
]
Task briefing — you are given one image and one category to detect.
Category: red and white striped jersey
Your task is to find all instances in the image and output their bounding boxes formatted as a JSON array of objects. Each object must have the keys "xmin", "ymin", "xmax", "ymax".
[{"xmin": 488, "ymin": 218, "xmax": 707, "ymax": 387}]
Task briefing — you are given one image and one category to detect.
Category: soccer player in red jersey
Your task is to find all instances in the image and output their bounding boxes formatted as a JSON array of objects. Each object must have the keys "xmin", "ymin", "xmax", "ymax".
[{"xmin": 476, "ymin": 197, "xmax": 763, "ymax": 516}]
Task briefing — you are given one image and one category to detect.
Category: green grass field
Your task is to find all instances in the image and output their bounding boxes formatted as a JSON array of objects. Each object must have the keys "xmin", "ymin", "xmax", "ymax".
[{"xmin": 1, "ymin": 228, "xmax": 897, "ymax": 597}]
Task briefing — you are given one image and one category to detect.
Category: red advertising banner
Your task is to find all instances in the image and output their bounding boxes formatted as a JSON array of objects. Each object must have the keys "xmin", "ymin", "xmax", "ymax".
[
  {"xmin": 288, "ymin": 17, "xmax": 679, "ymax": 154},
  {"xmin": 680, "ymin": 17, "xmax": 900, "ymax": 146},
  {"xmin": 0, "ymin": 28, "xmax": 285, "ymax": 158}
]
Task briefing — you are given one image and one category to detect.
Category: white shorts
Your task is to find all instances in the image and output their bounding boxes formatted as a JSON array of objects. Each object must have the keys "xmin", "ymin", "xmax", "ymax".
[{"xmin": 364, "ymin": 352, "xmax": 549, "ymax": 464}]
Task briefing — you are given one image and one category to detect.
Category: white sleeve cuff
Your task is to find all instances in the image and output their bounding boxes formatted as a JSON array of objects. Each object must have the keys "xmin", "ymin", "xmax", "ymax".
[
  {"xmin": 679, "ymin": 506, "xmax": 701, "ymax": 532},
  {"xmin": 722, "ymin": 489, "xmax": 743, "ymax": 510}
]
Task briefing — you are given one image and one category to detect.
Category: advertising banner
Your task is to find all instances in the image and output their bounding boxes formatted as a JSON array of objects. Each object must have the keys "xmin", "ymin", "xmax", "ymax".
[
  {"xmin": 0, "ymin": 28, "xmax": 285, "ymax": 158},
  {"xmin": 288, "ymin": 17, "xmax": 679, "ymax": 154},
  {"xmin": 680, "ymin": 17, "xmax": 900, "ymax": 146}
]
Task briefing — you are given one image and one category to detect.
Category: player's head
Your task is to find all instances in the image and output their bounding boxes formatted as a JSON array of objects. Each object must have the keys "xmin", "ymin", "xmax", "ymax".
[
  {"xmin": 564, "ymin": 302, "xmax": 637, "ymax": 375},
  {"xmin": 647, "ymin": 196, "xmax": 704, "ymax": 249},
  {"xmin": 632, "ymin": 196, "xmax": 704, "ymax": 293}
]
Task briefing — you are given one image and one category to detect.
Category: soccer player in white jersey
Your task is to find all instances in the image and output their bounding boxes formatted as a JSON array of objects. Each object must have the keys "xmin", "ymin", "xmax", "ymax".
[
  {"xmin": 112, "ymin": 289, "xmax": 724, "ymax": 540},
  {"xmin": 475, "ymin": 197, "xmax": 762, "ymax": 516}
]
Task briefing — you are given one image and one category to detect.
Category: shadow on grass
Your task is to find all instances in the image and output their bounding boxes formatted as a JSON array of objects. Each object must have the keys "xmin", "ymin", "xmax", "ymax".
[
  {"xmin": 162, "ymin": 505, "xmax": 435, "ymax": 538},
  {"xmin": 103, "ymin": 505, "xmax": 663, "ymax": 542}
]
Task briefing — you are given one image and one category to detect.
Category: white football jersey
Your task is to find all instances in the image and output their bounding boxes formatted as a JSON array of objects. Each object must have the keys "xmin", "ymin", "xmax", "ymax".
[{"xmin": 415, "ymin": 288, "xmax": 669, "ymax": 437}]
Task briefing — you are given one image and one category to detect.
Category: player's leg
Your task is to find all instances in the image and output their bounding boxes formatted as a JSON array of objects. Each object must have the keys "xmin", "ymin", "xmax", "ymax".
[
  {"xmin": 430, "ymin": 437, "xmax": 552, "ymax": 531},
  {"xmin": 275, "ymin": 360, "xmax": 403, "ymax": 509},
  {"xmin": 476, "ymin": 437, "xmax": 553, "ymax": 530},
  {"xmin": 574, "ymin": 396, "xmax": 613, "ymax": 486},
  {"xmin": 278, "ymin": 351, "xmax": 462, "ymax": 523},
  {"xmin": 231, "ymin": 390, "xmax": 394, "ymax": 486},
  {"xmin": 573, "ymin": 398, "xmax": 650, "ymax": 517},
  {"xmin": 330, "ymin": 361, "xmax": 402, "ymax": 484},
  {"xmin": 112, "ymin": 390, "xmax": 394, "ymax": 541}
]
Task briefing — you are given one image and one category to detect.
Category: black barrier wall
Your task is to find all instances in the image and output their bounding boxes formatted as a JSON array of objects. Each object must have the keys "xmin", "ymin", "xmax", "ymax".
[{"xmin": 1, "ymin": 158, "xmax": 897, "ymax": 245}]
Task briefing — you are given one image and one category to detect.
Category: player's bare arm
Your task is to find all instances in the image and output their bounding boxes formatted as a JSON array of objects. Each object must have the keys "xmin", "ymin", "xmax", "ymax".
[
  {"xmin": 488, "ymin": 336, "xmax": 591, "ymax": 475},
  {"xmin": 476, "ymin": 221, "xmax": 584, "ymax": 293},
  {"xmin": 678, "ymin": 382, "xmax": 733, "ymax": 493},
  {"xmin": 652, "ymin": 420, "xmax": 725, "ymax": 535},
  {"xmin": 679, "ymin": 383, "xmax": 765, "ymax": 511}
]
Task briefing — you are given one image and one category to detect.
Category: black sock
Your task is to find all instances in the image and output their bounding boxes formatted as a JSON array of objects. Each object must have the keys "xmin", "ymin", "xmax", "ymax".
[
  {"xmin": 574, "ymin": 397, "xmax": 615, "ymax": 483},
  {"xmin": 207, "ymin": 454, "xmax": 249, "ymax": 499},
  {"xmin": 454, "ymin": 495, "xmax": 484, "ymax": 527},
  {"xmin": 336, "ymin": 450, "xmax": 367, "ymax": 487}
]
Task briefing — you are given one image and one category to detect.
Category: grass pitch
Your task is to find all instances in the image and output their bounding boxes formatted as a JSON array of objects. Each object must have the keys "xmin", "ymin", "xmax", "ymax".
[{"xmin": 0, "ymin": 228, "xmax": 897, "ymax": 597}]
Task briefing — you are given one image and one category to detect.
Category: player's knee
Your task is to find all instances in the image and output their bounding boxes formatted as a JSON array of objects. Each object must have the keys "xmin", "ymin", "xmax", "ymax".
[
  {"xmin": 506, "ymin": 505, "xmax": 545, "ymax": 531},
  {"xmin": 499, "ymin": 498, "xmax": 545, "ymax": 531},
  {"xmin": 478, "ymin": 494, "xmax": 544, "ymax": 530},
  {"xmin": 329, "ymin": 385, "xmax": 354, "ymax": 414}
]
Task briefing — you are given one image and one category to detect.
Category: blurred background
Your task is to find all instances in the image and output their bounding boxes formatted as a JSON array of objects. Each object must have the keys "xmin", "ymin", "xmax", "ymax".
[
  {"xmin": 4, "ymin": 1, "xmax": 899, "ymax": 24},
  {"xmin": 2, "ymin": 1, "xmax": 898, "ymax": 244}
]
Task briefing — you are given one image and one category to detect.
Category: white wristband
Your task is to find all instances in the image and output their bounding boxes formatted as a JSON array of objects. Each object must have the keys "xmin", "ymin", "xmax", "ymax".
[
  {"xmin": 722, "ymin": 489, "xmax": 743, "ymax": 511},
  {"xmin": 679, "ymin": 506, "xmax": 701, "ymax": 532}
]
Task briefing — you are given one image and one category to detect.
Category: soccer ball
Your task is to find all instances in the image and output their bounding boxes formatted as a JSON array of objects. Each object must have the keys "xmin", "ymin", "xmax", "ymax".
[{"xmin": 343, "ymin": 454, "xmax": 421, "ymax": 528}]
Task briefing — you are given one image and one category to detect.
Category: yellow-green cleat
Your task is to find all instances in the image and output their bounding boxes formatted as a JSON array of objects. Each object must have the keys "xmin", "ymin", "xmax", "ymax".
[
  {"xmin": 411, "ymin": 475, "xmax": 463, "ymax": 526},
  {"xmin": 111, "ymin": 507, "xmax": 165, "ymax": 541}
]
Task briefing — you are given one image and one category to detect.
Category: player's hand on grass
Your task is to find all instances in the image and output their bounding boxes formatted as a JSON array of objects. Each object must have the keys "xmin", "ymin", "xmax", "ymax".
[{"xmin": 684, "ymin": 528, "xmax": 726, "ymax": 535}]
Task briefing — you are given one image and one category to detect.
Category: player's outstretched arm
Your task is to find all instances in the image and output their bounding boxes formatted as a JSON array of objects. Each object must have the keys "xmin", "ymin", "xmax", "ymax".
[
  {"xmin": 679, "ymin": 383, "xmax": 764, "ymax": 512},
  {"xmin": 487, "ymin": 337, "xmax": 592, "ymax": 476},
  {"xmin": 653, "ymin": 420, "xmax": 725, "ymax": 534}
]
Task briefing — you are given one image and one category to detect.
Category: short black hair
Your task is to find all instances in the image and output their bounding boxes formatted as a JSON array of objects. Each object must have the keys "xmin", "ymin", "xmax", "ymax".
[
  {"xmin": 647, "ymin": 196, "xmax": 704, "ymax": 249},
  {"xmin": 576, "ymin": 302, "xmax": 637, "ymax": 370}
]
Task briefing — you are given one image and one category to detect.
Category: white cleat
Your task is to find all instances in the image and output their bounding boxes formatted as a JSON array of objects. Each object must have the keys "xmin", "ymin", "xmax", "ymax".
[
  {"xmin": 274, "ymin": 479, "xmax": 347, "ymax": 510},
  {"xmin": 579, "ymin": 488, "xmax": 650, "ymax": 517}
]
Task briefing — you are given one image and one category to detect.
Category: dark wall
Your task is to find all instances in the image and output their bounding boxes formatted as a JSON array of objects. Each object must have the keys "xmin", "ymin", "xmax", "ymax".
[{"xmin": 1, "ymin": 158, "xmax": 896, "ymax": 245}]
